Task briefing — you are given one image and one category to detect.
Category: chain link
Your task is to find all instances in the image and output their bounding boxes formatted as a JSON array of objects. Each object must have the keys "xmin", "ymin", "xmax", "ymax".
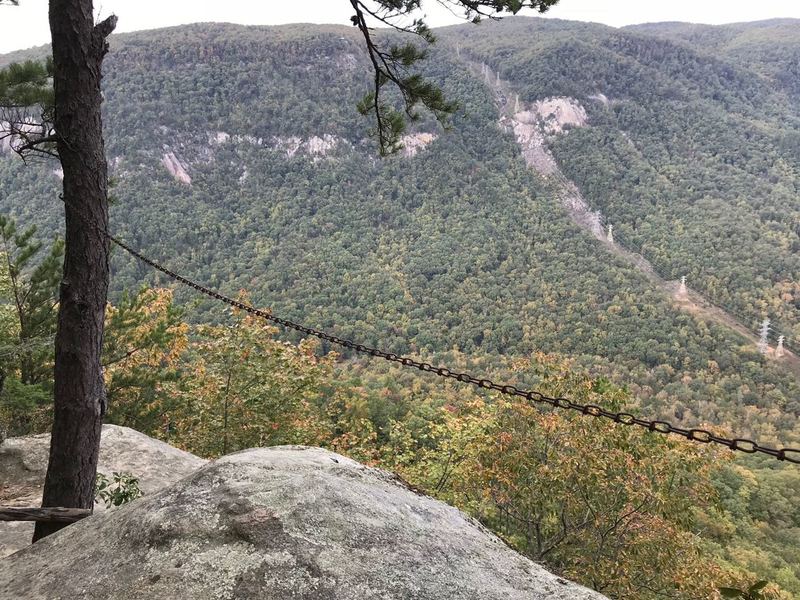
[{"xmin": 58, "ymin": 196, "xmax": 799, "ymax": 465}]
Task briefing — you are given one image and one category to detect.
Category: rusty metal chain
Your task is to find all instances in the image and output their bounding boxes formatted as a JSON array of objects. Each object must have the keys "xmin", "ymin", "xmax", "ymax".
[{"xmin": 64, "ymin": 198, "xmax": 800, "ymax": 464}]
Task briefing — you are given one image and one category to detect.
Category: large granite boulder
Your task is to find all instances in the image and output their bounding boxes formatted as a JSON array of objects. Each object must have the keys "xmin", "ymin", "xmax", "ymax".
[
  {"xmin": 0, "ymin": 445, "xmax": 607, "ymax": 600},
  {"xmin": 0, "ymin": 424, "xmax": 206, "ymax": 558}
]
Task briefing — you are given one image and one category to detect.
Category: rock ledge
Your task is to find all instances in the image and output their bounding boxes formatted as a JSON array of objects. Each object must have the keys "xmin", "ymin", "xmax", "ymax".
[{"xmin": 0, "ymin": 444, "xmax": 606, "ymax": 600}]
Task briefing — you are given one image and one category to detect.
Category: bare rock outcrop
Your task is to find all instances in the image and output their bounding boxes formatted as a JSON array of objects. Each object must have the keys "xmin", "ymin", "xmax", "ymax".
[
  {"xmin": 401, "ymin": 132, "xmax": 437, "ymax": 157},
  {"xmin": 271, "ymin": 134, "xmax": 343, "ymax": 159},
  {"xmin": 161, "ymin": 151, "xmax": 192, "ymax": 184},
  {"xmin": 497, "ymin": 92, "xmax": 604, "ymax": 238},
  {"xmin": 0, "ymin": 424, "xmax": 206, "ymax": 558},
  {"xmin": 502, "ymin": 96, "xmax": 587, "ymax": 177},
  {"xmin": 0, "ymin": 444, "xmax": 607, "ymax": 600}
]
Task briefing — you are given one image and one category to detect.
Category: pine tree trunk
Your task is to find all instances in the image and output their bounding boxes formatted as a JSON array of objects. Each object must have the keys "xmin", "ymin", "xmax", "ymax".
[{"xmin": 33, "ymin": 0, "xmax": 116, "ymax": 542}]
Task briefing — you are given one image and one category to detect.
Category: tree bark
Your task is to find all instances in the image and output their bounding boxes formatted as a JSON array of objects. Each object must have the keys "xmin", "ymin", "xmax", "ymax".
[{"xmin": 33, "ymin": 0, "xmax": 116, "ymax": 542}]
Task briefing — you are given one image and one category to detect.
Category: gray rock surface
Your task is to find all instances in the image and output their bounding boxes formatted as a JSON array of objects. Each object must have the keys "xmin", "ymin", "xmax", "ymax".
[
  {"xmin": 0, "ymin": 445, "xmax": 608, "ymax": 600},
  {"xmin": 0, "ymin": 424, "xmax": 206, "ymax": 558}
]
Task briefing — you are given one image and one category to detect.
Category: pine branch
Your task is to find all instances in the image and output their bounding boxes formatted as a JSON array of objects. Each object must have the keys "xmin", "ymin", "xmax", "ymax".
[
  {"xmin": 350, "ymin": 0, "xmax": 560, "ymax": 154},
  {"xmin": 0, "ymin": 59, "xmax": 57, "ymax": 160}
]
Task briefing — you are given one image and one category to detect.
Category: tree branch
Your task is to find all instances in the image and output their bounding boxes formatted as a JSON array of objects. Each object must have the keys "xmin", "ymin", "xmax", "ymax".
[{"xmin": 92, "ymin": 15, "xmax": 118, "ymax": 58}]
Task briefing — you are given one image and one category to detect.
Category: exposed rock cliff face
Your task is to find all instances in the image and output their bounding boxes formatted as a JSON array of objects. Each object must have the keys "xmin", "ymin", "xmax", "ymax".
[
  {"xmin": 0, "ymin": 441, "xmax": 607, "ymax": 600},
  {"xmin": 473, "ymin": 59, "xmax": 606, "ymax": 241},
  {"xmin": 401, "ymin": 132, "xmax": 437, "ymax": 157},
  {"xmin": 0, "ymin": 425, "xmax": 205, "ymax": 558},
  {"xmin": 161, "ymin": 151, "xmax": 192, "ymax": 184},
  {"xmin": 502, "ymin": 97, "xmax": 604, "ymax": 239},
  {"xmin": 271, "ymin": 134, "xmax": 346, "ymax": 159},
  {"xmin": 501, "ymin": 96, "xmax": 588, "ymax": 177}
]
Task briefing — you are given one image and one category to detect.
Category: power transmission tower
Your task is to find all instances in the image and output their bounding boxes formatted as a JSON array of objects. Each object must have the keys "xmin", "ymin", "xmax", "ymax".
[
  {"xmin": 606, "ymin": 223, "xmax": 614, "ymax": 244},
  {"xmin": 776, "ymin": 335, "xmax": 785, "ymax": 358},
  {"xmin": 758, "ymin": 319, "xmax": 770, "ymax": 354},
  {"xmin": 514, "ymin": 94, "xmax": 520, "ymax": 113},
  {"xmin": 677, "ymin": 276, "xmax": 688, "ymax": 300}
]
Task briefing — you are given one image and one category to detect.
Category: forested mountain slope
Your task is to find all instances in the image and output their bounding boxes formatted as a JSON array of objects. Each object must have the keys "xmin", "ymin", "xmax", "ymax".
[
  {"xmin": 628, "ymin": 19, "xmax": 800, "ymax": 95},
  {"xmin": 446, "ymin": 18, "xmax": 800, "ymax": 343},
  {"xmin": 3, "ymin": 17, "xmax": 800, "ymax": 597},
  {"xmin": 2, "ymin": 19, "xmax": 799, "ymax": 446}
]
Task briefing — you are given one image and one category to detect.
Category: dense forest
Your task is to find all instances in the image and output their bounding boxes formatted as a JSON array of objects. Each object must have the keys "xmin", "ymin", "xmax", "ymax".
[{"xmin": 1, "ymin": 17, "xmax": 799, "ymax": 599}]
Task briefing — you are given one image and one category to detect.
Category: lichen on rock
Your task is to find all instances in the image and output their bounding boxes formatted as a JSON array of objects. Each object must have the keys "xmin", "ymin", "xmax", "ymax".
[
  {"xmin": 0, "ymin": 441, "xmax": 607, "ymax": 600},
  {"xmin": 0, "ymin": 425, "xmax": 205, "ymax": 559}
]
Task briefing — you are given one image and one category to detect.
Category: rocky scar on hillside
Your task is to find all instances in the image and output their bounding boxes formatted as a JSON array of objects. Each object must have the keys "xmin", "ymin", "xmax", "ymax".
[
  {"xmin": 0, "ymin": 424, "xmax": 206, "ymax": 558},
  {"xmin": 158, "ymin": 130, "xmax": 437, "ymax": 184},
  {"xmin": 0, "ymin": 430, "xmax": 608, "ymax": 600},
  {"xmin": 478, "ymin": 59, "xmax": 606, "ymax": 241}
]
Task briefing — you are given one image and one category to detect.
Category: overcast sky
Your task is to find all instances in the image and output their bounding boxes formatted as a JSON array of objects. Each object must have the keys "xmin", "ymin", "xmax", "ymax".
[{"xmin": 2, "ymin": 0, "xmax": 800, "ymax": 54}]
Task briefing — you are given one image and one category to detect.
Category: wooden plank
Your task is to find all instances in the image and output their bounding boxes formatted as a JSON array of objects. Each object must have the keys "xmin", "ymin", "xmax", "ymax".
[{"xmin": 0, "ymin": 507, "xmax": 92, "ymax": 523}]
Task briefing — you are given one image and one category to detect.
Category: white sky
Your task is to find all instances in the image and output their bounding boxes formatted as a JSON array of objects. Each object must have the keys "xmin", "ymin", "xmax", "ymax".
[{"xmin": 2, "ymin": 0, "xmax": 800, "ymax": 54}]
